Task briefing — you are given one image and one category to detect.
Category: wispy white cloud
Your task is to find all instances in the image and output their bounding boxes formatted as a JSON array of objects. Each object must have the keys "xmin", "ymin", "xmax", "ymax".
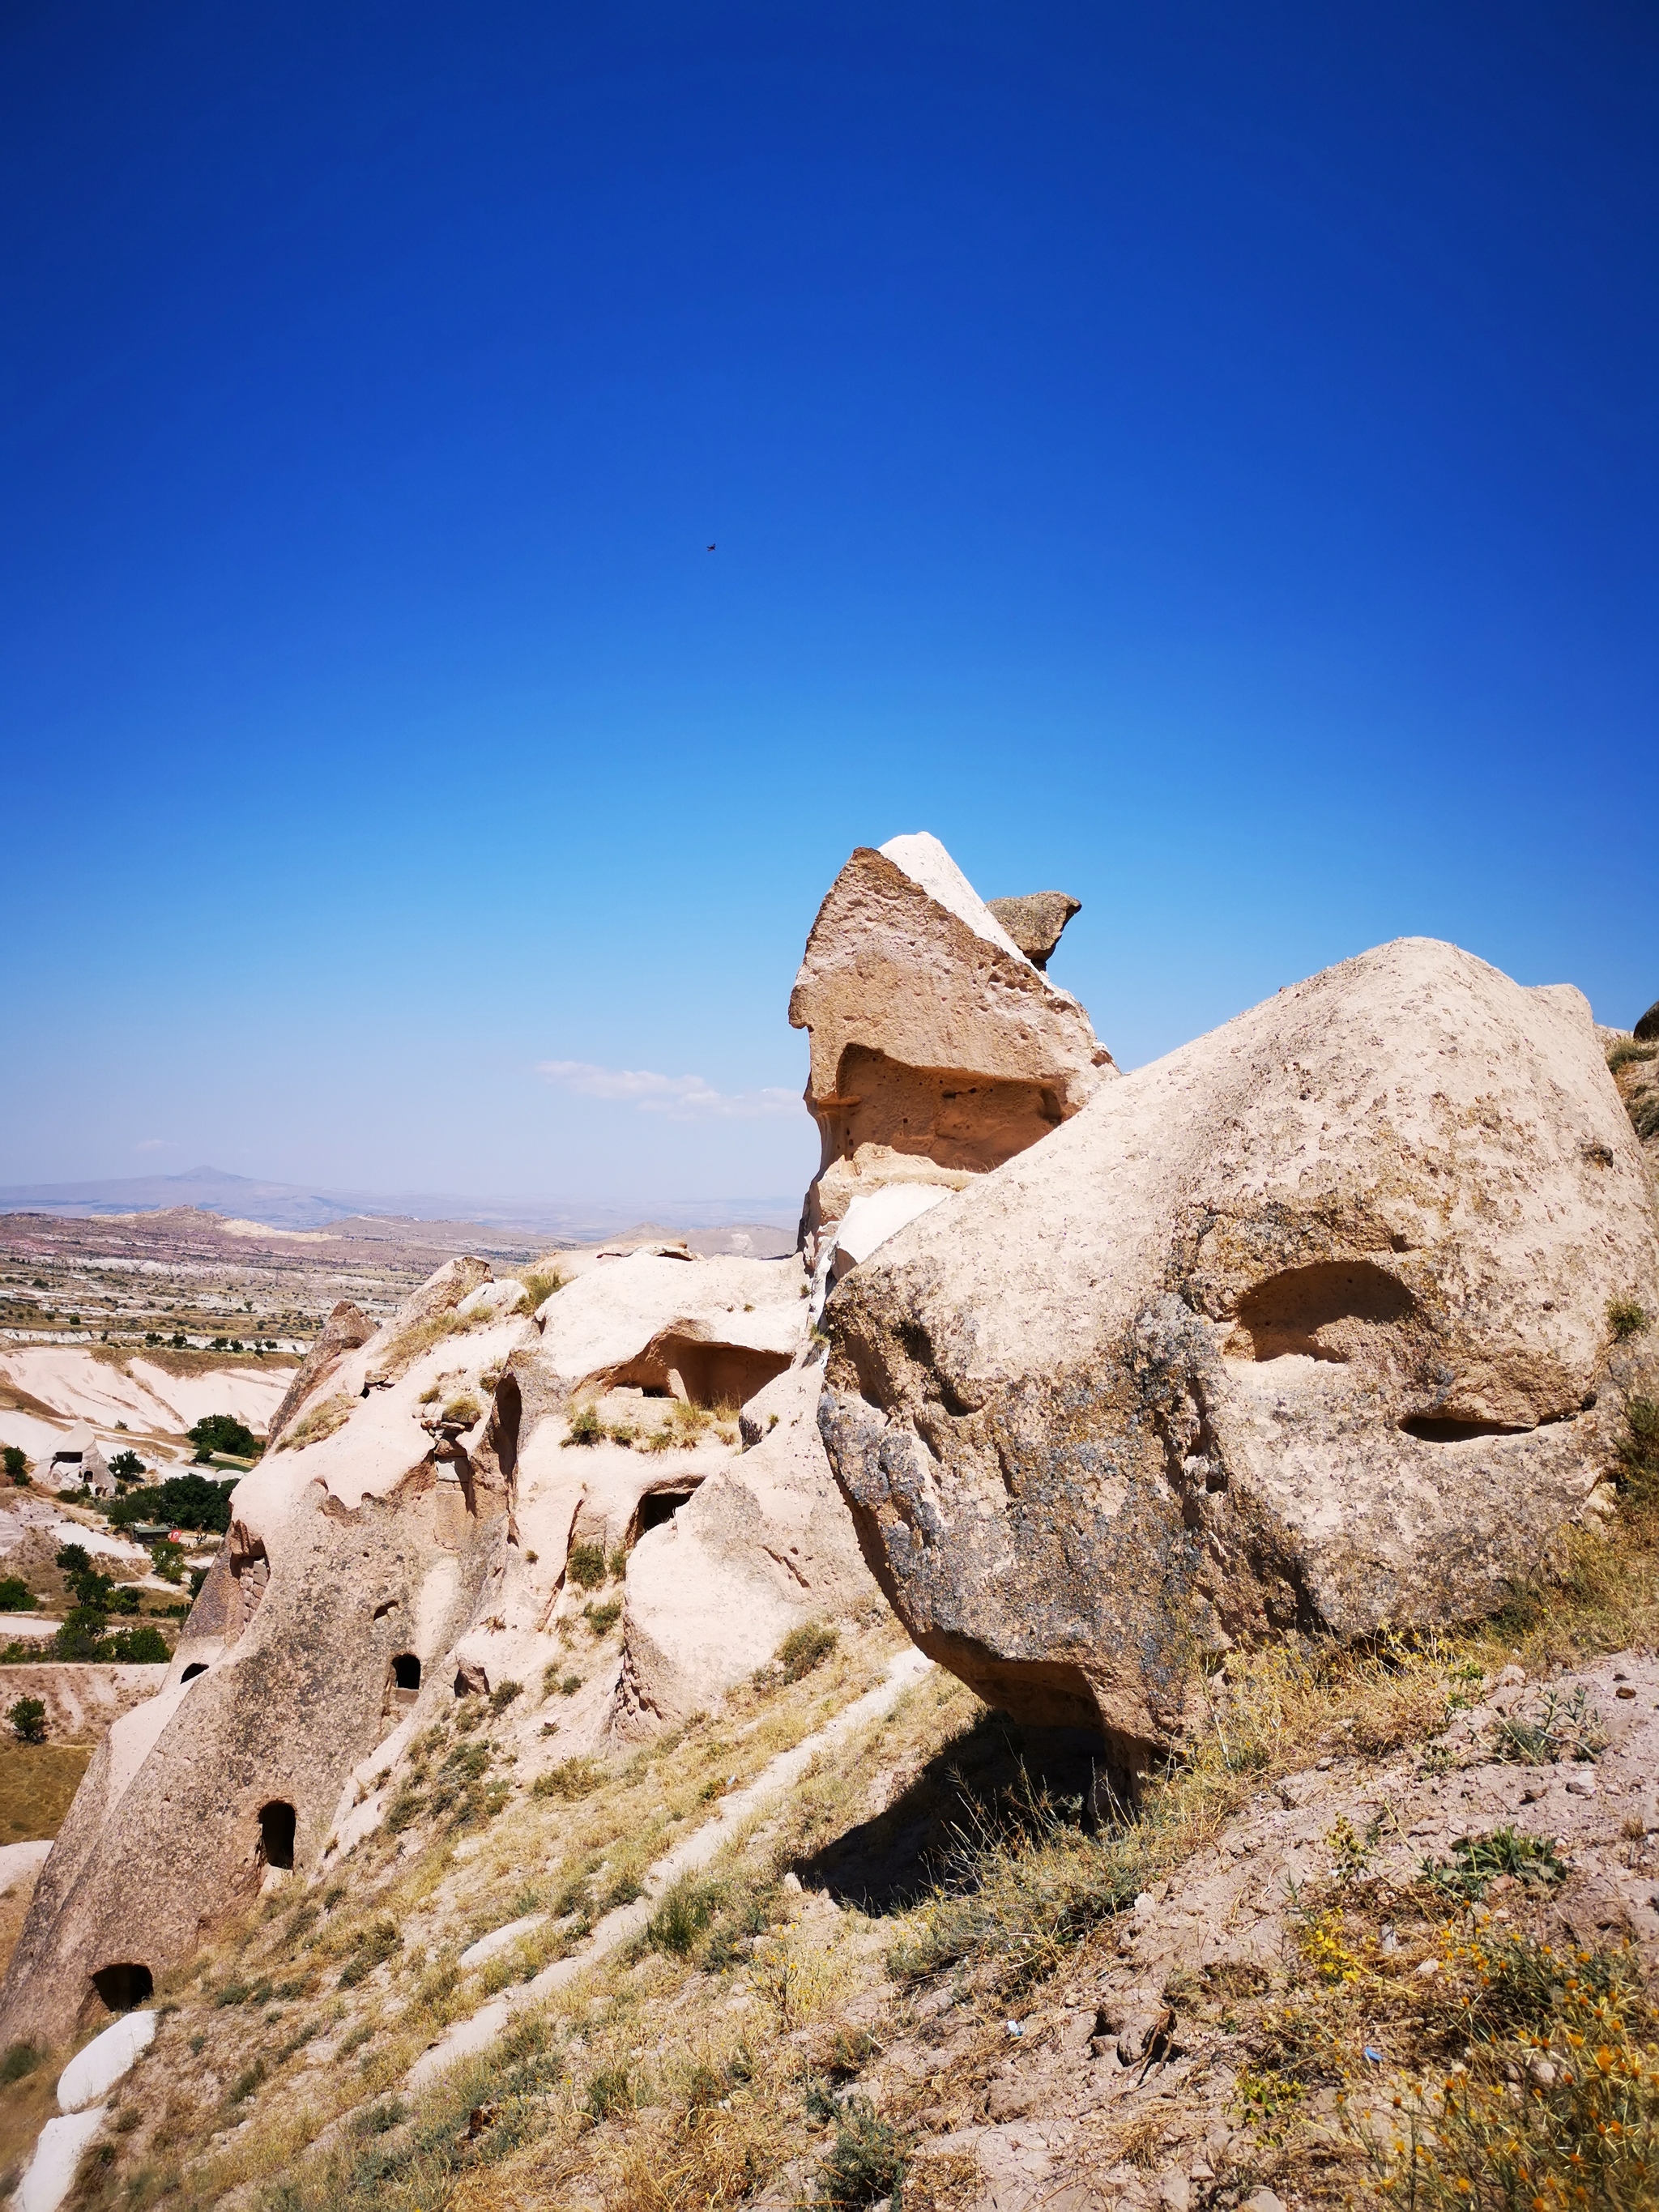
[{"xmin": 535, "ymin": 1060, "xmax": 802, "ymax": 1122}]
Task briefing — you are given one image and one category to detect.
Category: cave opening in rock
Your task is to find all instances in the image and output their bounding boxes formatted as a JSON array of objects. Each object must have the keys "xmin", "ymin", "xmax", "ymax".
[
  {"xmin": 633, "ymin": 1486, "xmax": 697, "ymax": 1540},
  {"xmin": 180, "ymin": 1662, "xmax": 207, "ymax": 1682},
  {"xmin": 1227, "ymin": 1259, "xmax": 1415, "ymax": 1362},
  {"xmin": 610, "ymin": 1333, "xmax": 790, "ymax": 1409},
  {"xmin": 258, "ymin": 1800, "xmax": 296, "ymax": 1870},
  {"xmin": 92, "ymin": 1962, "xmax": 153, "ymax": 2012},
  {"xmin": 391, "ymin": 1652, "xmax": 421, "ymax": 1703},
  {"xmin": 1400, "ymin": 1414, "xmax": 1531, "ymax": 1442}
]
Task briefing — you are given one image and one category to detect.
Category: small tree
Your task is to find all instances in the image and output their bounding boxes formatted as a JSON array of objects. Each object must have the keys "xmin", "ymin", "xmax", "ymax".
[
  {"xmin": 2, "ymin": 1446, "xmax": 27, "ymax": 1486},
  {"xmin": 186, "ymin": 1413, "xmax": 262, "ymax": 1462},
  {"xmin": 109, "ymin": 1449, "xmax": 145, "ymax": 1483},
  {"xmin": 0, "ymin": 1578, "xmax": 32, "ymax": 1612},
  {"xmin": 8, "ymin": 1697, "xmax": 47, "ymax": 1745}
]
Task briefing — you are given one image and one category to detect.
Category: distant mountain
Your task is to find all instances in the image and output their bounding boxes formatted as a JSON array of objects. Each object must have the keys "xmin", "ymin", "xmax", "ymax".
[{"xmin": 0, "ymin": 1166, "xmax": 800, "ymax": 1240}]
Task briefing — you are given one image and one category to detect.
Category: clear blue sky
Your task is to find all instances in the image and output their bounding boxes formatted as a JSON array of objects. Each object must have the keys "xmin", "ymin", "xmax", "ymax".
[{"xmin": 3, "ymin": 2, "xmax": 1655, "ymax": 1208}]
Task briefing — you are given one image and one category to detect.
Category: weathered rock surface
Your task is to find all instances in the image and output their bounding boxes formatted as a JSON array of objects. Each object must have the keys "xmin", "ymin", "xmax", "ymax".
[
  {"xmin": 531, "ymin": 1249, "xmax": 804, "ymax": 1409},
  {"xmin": 0, "ymin": 1233, "xmax": 844, "ymax": 2047},
  {"xmin": 265, "ymin": 1298, "xmax": 376, "ymax": 1447},
  {"xmin": 613, "ymin": 1364, "xmax": 883, "ymax": 1732},
  {"xmin": 1606, "ymin": 1025, "xmax": 1659, "ymax": 1214},
  {"xmin": 985, "ymin": 891, "xmax": 1081, "ymax": 970},
  {"xmin": 819, "ymin": 938, "xmax": 1659, "ymax": 1770},
  {"xmin": 790, "ymin": 833, "xmax": 1114, "ymax": 1265},
  {"xmin": 0, "ymin": 1258, "xmax": 524, "ymax": 2047}
]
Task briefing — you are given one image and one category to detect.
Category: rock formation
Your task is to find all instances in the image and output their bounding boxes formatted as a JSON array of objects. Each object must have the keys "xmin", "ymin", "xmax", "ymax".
[
  {"xmin": 0, "ymin": 1230, "xmax": 850, "ymax": 2048},
  {"xmin": 8, "ymin": 833, "xmax": 1659, "ymax": 2091},
  {"xmin": 789, "ymin": 833, "xmax": 1114, "ymax": 1268},
  {"xmin": 614, "ymin": 1365, "xmax": 882, "ymax": 1733},
  {"xmin": 264, "ymin": 1298, "xmax": 376, "ymax": 1447},
  {"xmin": 985, "ymin": 891, "xmax": 1081, "ymax": 970},
  {"xmin": 818, "ymin": 939, "xmax": 1659, "ymax": 1777}
]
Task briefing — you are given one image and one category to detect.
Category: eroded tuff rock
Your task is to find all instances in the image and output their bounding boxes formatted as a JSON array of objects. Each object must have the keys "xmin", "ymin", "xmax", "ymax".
[
  {"xmin": 614, "ymin": 1364, "xmax": 883, "ymax": 1733},
  {"xmin": 266, "ymin": 1298, "xmax": 376, "ymax": 1446},
  {"xmin": 819, "ymin": 938, "xmax": 1659, "ymax": 1774},
  {"xmin": 528, "ymin": 1248, "xmax": 803, "ymax": 1409},
  {"xmin": 985, "ymin": 891, "xmax": 1081, "ymax": 970},
  {"xmin": 790, "ymin": 833, "xmax": 1113, "ymax": 1267},
  {"xmin": 0, "ymin": 1258, "xmax": 518, "ymax": 2048},
  {"xmin": 0, "ymin": 1239, "xmax": 853, "ymax": 2047}
]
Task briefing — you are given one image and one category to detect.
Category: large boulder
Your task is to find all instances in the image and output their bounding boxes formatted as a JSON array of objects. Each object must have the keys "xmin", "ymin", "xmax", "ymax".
[
  {"xmin": 789, "ymin": 834, "xmax": 1114, "ymax": 1266},
  {"xmin": 818, "ymin": 939, "xmax": 1659, "ymax": 1776}
]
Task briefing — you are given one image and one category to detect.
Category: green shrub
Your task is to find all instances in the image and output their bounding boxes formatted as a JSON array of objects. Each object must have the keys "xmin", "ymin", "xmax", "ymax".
[
  {"xmin": 187, "ymin": 1413, "xmax": 262, "ymax": 1463},
  {"xmin": 1422, "ymin": 1826, "xmax": 1566, "ymax": 1903},
  {"xmin": 106, "ymin": 1473, "xmax": 236, "ymax": 1534},
  {"xmin": 1491, "ymin": 1683, "xmax": 1606, "ymax": 1765},
  {"xmin": 815, "ymin": 2096, "xmax": 908, "ymax": 2208},
  {"xmin": 227, "ymin": 2060, "xmax": 267, "ymax": 2105},
  {"xmin": 108, "ymin": 1450, "xmax": 145, "ymax": 1482},
  {"xmin": 1610, "ymin": 1298, "xmax": 1651, "ymax": 1340},
  {"xmin": 777, "ymin": 1620, "xmax": 838, "ymax": 1681},
  {"xmin": 7, "ymin": 1697, "xmax": 46, "ymax": 1744},
  {"xmin": 106, "ymin": 1625, "xmax": 170, "ymax": 1664},
  {"xmin": 0, "ymin": 2040, "xmax": 41, "ymax": 2082},
  {"xmin": 0, "ymin": 1579, "xmax": 32, "ymax": 1612},
  {"xmin": 563, "ymin": 1404, "xmax": 603, "ymax": 1448},
  {"xmin": 2, "ymin": 1446, "xmax": 27, "ymax": 1485},
  {"xmin": 385, "ymin": 1788, "xmax": 424, "ymax": 1833},
  {"xmin": 585, "ymin": 2064, "xmax": 633, "ymax": 2122},
  {"xmin": 488, "ymin": 1679, "xmax": 522, "ymax": 1714},
  {"xmin": 532, "ymin": 1757, "xmax": 602, "ymax": 1801},
  {"xmin": 567, "ymin": 1541, "xmax": 607, "ymax": 1588},
  {"xmin": 646, "ymin": 1873, "xmax": 724, "ymax": 1955},
  {"xmin": 338, "ymin": 1918, "xmax": 401, "ymax": 1987},
  {"xmin": 441, "ymin": 1396, "xmax": 481, "ymax": 1427},
  {"xmin": 583, "ymin": 1598, "xmax": 621, "ymax": 1636}
]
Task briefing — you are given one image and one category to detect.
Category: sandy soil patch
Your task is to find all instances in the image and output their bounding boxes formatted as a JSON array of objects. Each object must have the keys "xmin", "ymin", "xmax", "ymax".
[
  {"xmin": 0, "ymin": 1409, "xmax": 70, "ymax": 1463},
  {"xmin": 127, "ymin": 1357, "xmax": 287, "ymax": 1433},
  {"xmin": 0, "ymin": 1349, "xmax": 182, "ymax": 1434}
]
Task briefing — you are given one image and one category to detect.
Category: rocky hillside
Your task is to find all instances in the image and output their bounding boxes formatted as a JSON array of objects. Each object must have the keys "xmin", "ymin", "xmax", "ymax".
[{"xmin": 3, "ymin": 841, "xmax": 1657, "ymax": 2212}]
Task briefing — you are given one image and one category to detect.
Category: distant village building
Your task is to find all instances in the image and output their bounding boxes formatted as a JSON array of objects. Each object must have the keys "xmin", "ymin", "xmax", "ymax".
[{"xmin": 43, "ymin": 1430, "xmax": 114, "ymax": 1498}]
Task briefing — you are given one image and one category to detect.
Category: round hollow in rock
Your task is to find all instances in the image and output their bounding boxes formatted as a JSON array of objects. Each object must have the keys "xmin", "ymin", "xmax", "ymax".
[{"xmin": 90, "ymin": 1962, "xmax": 152, "ymax": 2014}]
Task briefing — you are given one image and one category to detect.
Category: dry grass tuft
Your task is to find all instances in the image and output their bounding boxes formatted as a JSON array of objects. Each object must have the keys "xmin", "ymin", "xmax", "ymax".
[{"xmin": 275, "ymin": 1394, "xmax": 354, "ymax": 1453}]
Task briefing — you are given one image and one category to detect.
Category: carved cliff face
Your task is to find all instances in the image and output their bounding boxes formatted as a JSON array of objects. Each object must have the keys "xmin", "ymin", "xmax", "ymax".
[
  {"xmin": 0, "ymin": 1247, "xmax": 835, "ymax": 2049},
  {"xmin": 788, "ymin": 834, "xmax": 1113, "ymax": 1263},
  {"xmin": 817, "ymin": 941, "xmax": 1659, "ymax": 1775},
  {"xmin": 0, "ymin": 1259, "xmax": 518, "ymax": 2048}
]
